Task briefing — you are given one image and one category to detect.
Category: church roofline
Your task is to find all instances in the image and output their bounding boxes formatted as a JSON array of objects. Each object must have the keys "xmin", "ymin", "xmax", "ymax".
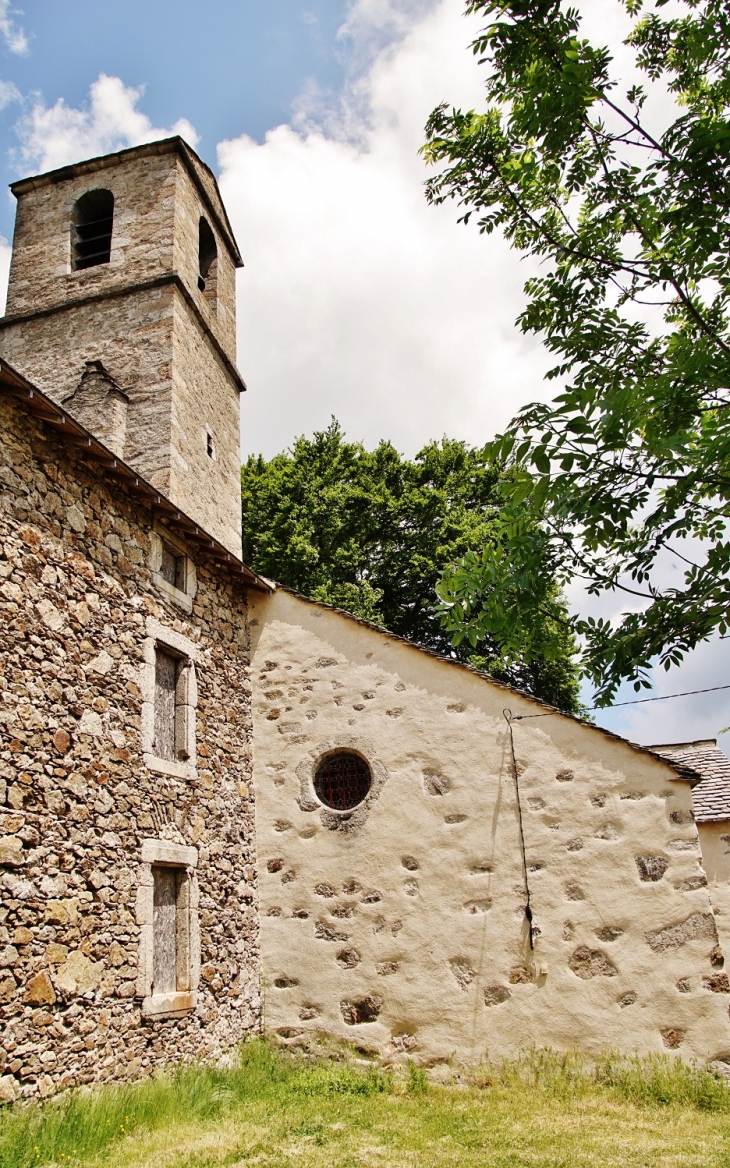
[
  {"xmin": 646, "ymin": 739, "xmax": 717, "ymax": 752},
  {"xmin": 9, "ymin": 136, "xmax": 244, "ymax": 269},
  {"xmin": 263, "ymin": 580, "xmax": 704, "ymax": 787},
  {"xmin": 0, "ymin": 359, "xmax": 271, "ymax": 592}
]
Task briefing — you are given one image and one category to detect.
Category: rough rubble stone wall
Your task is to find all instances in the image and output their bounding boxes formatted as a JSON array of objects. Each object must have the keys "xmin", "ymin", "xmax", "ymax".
[
  {"xmin": 249, "ymin": 588, "xmax": 730, "ymax": 1066},
  {"xmin": 0, "ymin": 145, "xmax": 243, "ymax": 558},
  {"xmin": 0, "ymin": 396, "xmax": 259, "ymax": 1103}
]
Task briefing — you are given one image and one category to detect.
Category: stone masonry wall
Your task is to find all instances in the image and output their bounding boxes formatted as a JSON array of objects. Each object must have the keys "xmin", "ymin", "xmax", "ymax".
[
  {"xmin": 0, "ymin": 142, "xmax": 243, "ymax": 558},
  {"xmin": 249, "ymin": 587, "xmax": 730, "ymax": 1067},
  {"xmin": 4, "ymin": 147, "xmax": 237, "ymax": 367},
  {"xmin": 0, "ymin": 280, "xmax": 244, "ymax": 558},
  {"xmin": 169, "ymin": 289, "xmax": 242, "ymax": 558},
  {"xmin": 0, "ymin": 395, "xmax": 259, "ymax": 1103},
  {"xmin": 0, "ymin": 285, "xmax": 176, "ymax": 496},
  {"xmin": 698, "ymin": 822, "xmax": 730, "ymax": 961},
  {"xmin": 5, "ymin": 151, "xmax": 178, "ymax": 320},
  {"xmin": 172, "ymin": 153, "xmax": 238, "ymax": 357}
]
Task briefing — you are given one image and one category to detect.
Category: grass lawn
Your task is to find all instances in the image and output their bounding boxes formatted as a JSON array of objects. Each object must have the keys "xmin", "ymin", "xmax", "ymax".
[{"xmin": 0, "ymin": 1040, "xmax": 729, "ymax": 1168}]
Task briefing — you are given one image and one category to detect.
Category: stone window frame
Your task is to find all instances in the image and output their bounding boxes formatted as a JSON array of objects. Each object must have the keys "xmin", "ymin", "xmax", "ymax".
[
  {"xmin": 141, "ymin": 617, "xmax": 198, "ymax": 780},
  {"xmin": 136, "ymin": 838, "xmax": 200, "ymax": 1019},
  {"xmin": 297, "ymin": 736, "xmax": 388, "ymax": 833},
  {"xmin": 150, "ymin": 525, "xmax": 197, "ymax": 614}
]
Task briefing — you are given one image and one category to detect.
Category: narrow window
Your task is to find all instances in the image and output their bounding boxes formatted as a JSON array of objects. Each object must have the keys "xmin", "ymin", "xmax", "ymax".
[
  {"xmin": 152, "ymin": 866, "xmax": 191, "ymax": 995},
  {"xmin": 154, "ymin": 647, "xmax": 191, "ymax": 762},
  {"xmin": 198, "ymin": 216, "xmax": 217, "ymax": 300},
  {"xmin": 154, "ymin": 648, "xmax": 177, "ymax": 761},
  {"xmin": 206, "ymin": 430, "xmax": 215, "ymax": 459},
  {"xmin": 159, "ymin": 542, "xmax": 187, "ymax": 592},
  {"xmin": 72, "ymin": 189, "xmax": 114, "ymax": 271}
]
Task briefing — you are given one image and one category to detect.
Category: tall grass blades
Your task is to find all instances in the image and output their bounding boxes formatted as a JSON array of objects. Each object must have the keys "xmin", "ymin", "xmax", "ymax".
[
  {"xmin": 0, "ymin": 1064, "xmax": 235, "ymax": 1168},
  {"xmin": 406, "ymin": 1060, "xmax": 428, "ymax": 1095},
  {"xmin": 0, "ymin": 1039, "xmax": 287, "ymax": 1168},
  {"xmin": 0, "ymin": 1041, "xmax": 728, "ymax": 1168},
  {"xmin": 595, "ymin": 1052, "xmax": 730, "ymax": 1112}
]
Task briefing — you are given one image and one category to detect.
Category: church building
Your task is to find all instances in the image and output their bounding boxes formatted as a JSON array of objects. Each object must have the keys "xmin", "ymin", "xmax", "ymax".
[{"xmin": 0, "ymin": 137, "xmax": 729, "ymax": 1103}]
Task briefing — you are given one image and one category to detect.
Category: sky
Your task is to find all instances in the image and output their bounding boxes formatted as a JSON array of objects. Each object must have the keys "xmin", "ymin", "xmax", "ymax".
[{"xmin": 0, "ymin": 0, "xmax": 726, "ymax": 748}]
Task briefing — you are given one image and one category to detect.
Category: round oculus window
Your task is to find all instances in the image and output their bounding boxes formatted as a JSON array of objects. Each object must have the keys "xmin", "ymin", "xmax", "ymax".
[{"xmin": 314, "ymin": 751, "xmax": 372, "ymax": 811}]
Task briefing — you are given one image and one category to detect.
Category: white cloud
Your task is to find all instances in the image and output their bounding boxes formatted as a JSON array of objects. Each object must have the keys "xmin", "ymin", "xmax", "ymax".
[
  {"xmin": 0, "ymin": 1, "xmax": 27, "ymax": 54},
  {"xmin": 0, "ymin": 79, "xmax": 19, "ymax": 110},
  {"xmin": 220, "ymin": 0, "xmax": 552, "ymax": 461},
  {"xmin": 14, "ymin": 74, "xmax": 199, "ymax": 175},
  {"xmin": 219, "ymin": 0, "xmax": 728, "ymax": 746}
]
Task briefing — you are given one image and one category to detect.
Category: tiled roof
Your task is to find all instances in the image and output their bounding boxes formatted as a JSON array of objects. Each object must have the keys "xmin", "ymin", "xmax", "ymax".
[{"xmin": 648, "ymin": 740, "xmax": 730, "ymax": 823}]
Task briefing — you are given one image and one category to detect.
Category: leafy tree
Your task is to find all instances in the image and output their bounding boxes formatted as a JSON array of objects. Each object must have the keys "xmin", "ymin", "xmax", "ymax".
[
  {"xmin": 241, "ymin": 419, "xmax": 582, "ymax": 711},
  {"xmin": 423, "ymin": 0, "xmax": 730, "ymax": 704}
]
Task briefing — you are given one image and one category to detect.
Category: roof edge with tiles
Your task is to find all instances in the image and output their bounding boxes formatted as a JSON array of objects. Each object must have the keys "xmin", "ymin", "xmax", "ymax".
[{"xmin": 649, "ymin": 740, "xmax": 730, "ymax": 823}]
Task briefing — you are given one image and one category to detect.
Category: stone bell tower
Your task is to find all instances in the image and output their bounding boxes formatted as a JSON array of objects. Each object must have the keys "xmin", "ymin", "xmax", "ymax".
[{"xmin": 0, "ymin": 137, "xmax": 245, "ymax": 558}]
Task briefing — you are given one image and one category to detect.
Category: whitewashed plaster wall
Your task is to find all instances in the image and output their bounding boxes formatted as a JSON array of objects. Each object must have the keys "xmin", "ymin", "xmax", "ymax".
[
  {"xmin": 698, "ymin": 822, "xmax": 730, "ymax": 959},
  {"xmin": 249, "ymin": 587, "xmax": 730, "ymax": 1065}
]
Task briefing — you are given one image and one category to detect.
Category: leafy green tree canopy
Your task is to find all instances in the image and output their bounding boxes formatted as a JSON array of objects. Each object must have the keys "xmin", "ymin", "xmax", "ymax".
[
  {"xmin": 241, "ymin": 419, "xmax": 582, "ymax": 712},
  {"xmin": 424, "ymin": 0, "xmax": 730, "ymax": 704}
]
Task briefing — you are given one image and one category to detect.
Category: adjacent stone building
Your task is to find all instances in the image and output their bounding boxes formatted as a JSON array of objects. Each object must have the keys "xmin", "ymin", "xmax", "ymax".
[
  {"xmin": 650, "ymin": 741, "xmax": 730, "ymax": 960},
  {"xmin": 1, "ymin": 137, "xmax": 729, "ymax": 1102}
]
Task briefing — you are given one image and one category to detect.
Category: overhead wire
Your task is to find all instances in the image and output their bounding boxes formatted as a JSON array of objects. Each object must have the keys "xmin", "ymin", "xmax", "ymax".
[
  {"xmin": 504, "ymin": 681, "xmax": 730, "ymax": 951},
  {"xmin": 510, "ymin": 682, "xmax": 730, "ymax": 721}
]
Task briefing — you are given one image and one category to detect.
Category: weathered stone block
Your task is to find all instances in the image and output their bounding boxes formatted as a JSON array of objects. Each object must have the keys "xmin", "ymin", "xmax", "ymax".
[
  {"xmin": 23, "ymin": 971, "xmax": 56, "ymax": 1005},
  {"xmin": 0, "ymin": 836, "xmax": 24, "ymax": 866},
  {"xmin": 646, "ymin": 913, "xmax": 717, "ymax": 954},
  {"xmin": 568, "ymin": 947, "xmax": 617, "ymax": 980}
]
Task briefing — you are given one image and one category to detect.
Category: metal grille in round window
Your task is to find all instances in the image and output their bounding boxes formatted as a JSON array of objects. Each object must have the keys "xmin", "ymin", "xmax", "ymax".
[{"xmin": 314, "ymin": 751, "xmax": 372, "ymax": 811}]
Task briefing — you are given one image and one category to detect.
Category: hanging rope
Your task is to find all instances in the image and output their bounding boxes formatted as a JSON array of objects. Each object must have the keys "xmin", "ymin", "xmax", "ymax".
[{"xmin": 503, "ymin": 708, "xmax": 534, "ymax": 950}]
